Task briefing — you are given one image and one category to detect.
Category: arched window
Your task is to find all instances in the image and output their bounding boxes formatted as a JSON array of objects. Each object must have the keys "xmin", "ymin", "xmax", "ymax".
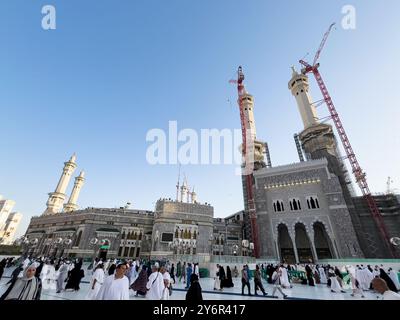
[
  {"xmin": 175, "ymin": 228, "xmax": 179, "ymax": 238},
  {"xmin": 273, "ymin": 203, "xmax": 277, "ymax": 212},
  {"xmin": 307, "ymin": 196, "xmax": 320, "ymax": 209},
  {"xmin": 310, "ymin": 197, "xmax": 316, "ymax": 209},
  {"xmin": 293, "ymin": 200, "xmax": 298, "ymax": 210},
  {"xmin": 297, "ymin": 200, "xmax": 301, "ymax": 210}
]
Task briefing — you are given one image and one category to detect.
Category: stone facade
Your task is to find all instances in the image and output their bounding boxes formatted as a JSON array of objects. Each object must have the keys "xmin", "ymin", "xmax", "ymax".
[
  {"xmin": 253, "ymin": 158, "xmax": 363, "ymax": 263},
  {"xmin": 23, "ymin": 200, "xmax": 245, "ymax": 264}
]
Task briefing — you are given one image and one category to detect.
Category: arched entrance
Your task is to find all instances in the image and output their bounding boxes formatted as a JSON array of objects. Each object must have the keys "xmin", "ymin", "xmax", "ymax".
[
  {"xmin": 277, "ymin": 224, "xmax": 295, "ymax": 264},
  {"xmin": 295, "ymin": 223, "xmax": 313, "ymax": 263},
  {"xmin": 313, "ymin": 222, "xmax": 333, "ymax": 259}
]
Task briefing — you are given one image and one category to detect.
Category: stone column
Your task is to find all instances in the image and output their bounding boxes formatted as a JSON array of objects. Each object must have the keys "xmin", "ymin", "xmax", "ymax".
[
  {"xmin": 289, "ymin": 231, "xmax": 300, "ymax": 264},
  {"xmin": 308, "ymin": 230, "xmax": 318, "ymax": 262},
  {"xmin": 274, "ymin": 238, "xmax": 281, "ymax": 262}
]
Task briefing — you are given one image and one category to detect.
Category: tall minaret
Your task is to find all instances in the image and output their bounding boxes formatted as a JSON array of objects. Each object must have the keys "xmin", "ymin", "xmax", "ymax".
[
  {"xmin": 238, "ymin": 83, "xmax": 265, "ymax": 169},
  {"xmin": 288, "ymin": 67, "xmax": 318, "ymax": 129},
  {"xmin": 63, "ymin": 171, "xmax": 85, "ymax": 213},
  {"xmin": 288, "ymin": 67, "xmax": 366, "ymax": 256},
  {"xmin": 43, "ymin": 154, "xmax": 77, "ymax": 215},
  {"xmin": 240, "ymin": 88, "xmax": 257, "ymax": 142}
]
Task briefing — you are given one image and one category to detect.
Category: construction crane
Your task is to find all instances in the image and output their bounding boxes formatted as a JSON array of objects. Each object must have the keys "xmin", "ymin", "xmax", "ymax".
[
  {"xmin": 230, "ymin": 66, "xmax": 260, "ymax": 258},
  {"xmin": 299, "ymin": 23, "xmax": 397, "ymax": 258}
]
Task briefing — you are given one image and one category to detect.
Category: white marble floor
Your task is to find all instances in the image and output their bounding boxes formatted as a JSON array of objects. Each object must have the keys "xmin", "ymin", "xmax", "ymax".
[{"xmin": 0, "ymin": 267, "xmax": 382, "ymax": 301}]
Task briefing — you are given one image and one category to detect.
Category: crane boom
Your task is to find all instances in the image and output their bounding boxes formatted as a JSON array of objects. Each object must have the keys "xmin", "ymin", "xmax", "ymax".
[{"xmin": 313, "ymin": 23, "xmax": 336, "ymax": 66}]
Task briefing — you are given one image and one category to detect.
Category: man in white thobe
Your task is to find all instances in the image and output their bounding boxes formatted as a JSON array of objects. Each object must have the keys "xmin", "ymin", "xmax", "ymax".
[
  {"xmin": 318, "ymin": 266, "xmax": 328, "ymax": 284},
  {"xmin": 96, "ymin": 263, "xmax": 129, "ymax": 300},
  {"xmin": 160, "ymin": 266, "xmax": 171, "ymax": 300},
  {"xmin": 146, "ymin": 264, "xmax": 164, "ymax": 300}
]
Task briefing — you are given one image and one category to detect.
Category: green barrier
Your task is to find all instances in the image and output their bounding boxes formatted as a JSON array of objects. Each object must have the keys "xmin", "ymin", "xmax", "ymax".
[{"xmin": 199, "ymin": 268, "xmax": 209, "ymax": 278}]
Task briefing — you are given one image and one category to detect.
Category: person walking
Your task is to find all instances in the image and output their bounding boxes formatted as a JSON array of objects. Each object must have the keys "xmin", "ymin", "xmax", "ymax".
[
  {"xmin": 241, "ymin": 265, "xmax": 251, "ymax": 296},
  {"xmin": 86, "ymin": 263, "xmax": 105, "ymax": 300},
  {"xmin": 186, "ymin": 273, "xmax": 203, "ymax": 302},
  {"xmin": 131, "ymin": 265, "xmax": 148, "ymax": 297},
  {"xmin": 271, "ymin": 266, "xmax": 288, "ymax": 299},
  {"xmin": 146, "ymin": 263, "xmax": 164, "ymax": 300},
  {"xmin": 254, "ymin": 265, "xmax": 267, "ymax": 296},
  {"xmin": 96, "ymin": 263, "xmax": 130, "ymax": 300},
  {"xmin": 160, "ymin": 266, "xmax": 171, "ymax": 300},
  {"xmin": 65, "ymin": 261, "xmax": 85, "ymax": 291},
  {"xmin": 214, "ymin": 264, "xmax": 221, "ymax": 290},
  {"xmin": 185, "ymin": 263, "xmax": 193, "ymax": 289},
  {"xmin": 170, "ymin": 263, "xmax": 176, "ymax": 284},
  {"xmin": 181, "ymin": 262, "xmax": 186, "ymax": 284},
  {"xmin": 6, "ymin": 264, "xmax": 24, "ymax": 285},
  {"xmin": 56, "ymin": 261, "xmax": 69, "ymax": 293}
]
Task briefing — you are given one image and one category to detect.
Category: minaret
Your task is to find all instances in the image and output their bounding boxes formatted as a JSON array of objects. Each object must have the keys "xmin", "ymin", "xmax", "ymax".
[
  {"xmin": 180, "ymin": 179, "xmax": 188, "ymax": 203},
  {"xmin": 63, "ymin": 171, "xmax": 85, "ymax": 213},
  {"xmin": 238, "ymin": 86, "xmax": 266, "ymax": 168},
  {"xmin": 191, "ymin": 188, "xmax": 197, "ymax": 204},
  {"xmin": 43, "ymin": 154, "xmax": 77, "ymax": 215},
  {"xmin": 241, "ymin": 88, "xmax": 257, "ymax": 142},
  {"xmin": 288, "ymin": 67, "xmax": 318, "ymax": 129},
  {"xmin": 289, "ymin": 68, "xmax": 366, "ymax": 255}
]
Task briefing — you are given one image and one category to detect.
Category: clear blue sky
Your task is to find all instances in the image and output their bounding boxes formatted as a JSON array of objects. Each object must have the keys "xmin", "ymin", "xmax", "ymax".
[{"xmin": 1, "ymin": 0, "xmax": 399, "ymax": 238}]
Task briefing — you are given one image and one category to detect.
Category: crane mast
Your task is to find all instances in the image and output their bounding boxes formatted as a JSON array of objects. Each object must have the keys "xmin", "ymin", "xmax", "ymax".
[{"xmin": 235, "ymin": 66, "xmax": 260, "ymax": 258}]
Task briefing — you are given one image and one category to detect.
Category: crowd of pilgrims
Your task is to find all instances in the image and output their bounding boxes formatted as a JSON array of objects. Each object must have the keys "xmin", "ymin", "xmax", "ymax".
[
  {"xmin": 211, "ymin": 262, "xmax": 399, "ymax": 299},
  {"xmin": 1, "ymin": 256, "xmax": 399, "ymax": 300},
  {"xmin": 0, "ymin": 256, "xmax": 203, "ymax": 301}
]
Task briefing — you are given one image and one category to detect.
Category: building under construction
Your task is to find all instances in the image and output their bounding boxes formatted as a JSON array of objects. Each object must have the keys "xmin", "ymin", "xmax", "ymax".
[{"xmin": 236, "ymin": 24, "xmax": 400, "ymax": 261}]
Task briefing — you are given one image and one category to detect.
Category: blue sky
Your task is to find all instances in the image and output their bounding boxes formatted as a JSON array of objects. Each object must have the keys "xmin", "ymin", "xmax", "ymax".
[{"xmin": 1, "ymin": 0, "xmax": 399, "ymax": 238}]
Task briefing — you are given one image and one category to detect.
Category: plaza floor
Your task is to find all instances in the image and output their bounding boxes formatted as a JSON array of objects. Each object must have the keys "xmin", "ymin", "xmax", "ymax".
[{"xmin": 0, "ymin": 266, "xmax": 382, "ymax": 300}]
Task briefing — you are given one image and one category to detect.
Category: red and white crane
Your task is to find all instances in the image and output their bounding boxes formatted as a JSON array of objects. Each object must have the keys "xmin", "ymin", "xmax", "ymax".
[
  {"xmin": 300, "ymin": 23, "xmax": 397, "ymax": 258},
  {"xmin": 230, "ymin": 67, "xmax": 260, "ymax": 258}
]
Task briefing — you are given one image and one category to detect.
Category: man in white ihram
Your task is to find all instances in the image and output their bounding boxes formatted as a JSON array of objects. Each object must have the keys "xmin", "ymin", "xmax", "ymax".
[
  {"xmin": 96, "ymin": 263, "xmax": 130, "ymax": 300},
  {"xmin": 146, "ymin": 263, "xmax": 164, "ymax": 300}
]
